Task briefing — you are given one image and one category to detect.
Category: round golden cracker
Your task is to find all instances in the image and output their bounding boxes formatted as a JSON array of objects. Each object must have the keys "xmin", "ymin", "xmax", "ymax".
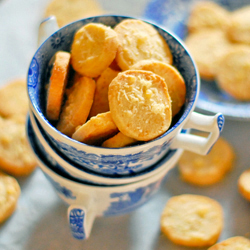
[
  {"xmin": 187, "ymin": 1, "xmax": 230, "ymax": 33},
  {"xmin": 0, "ymin": 117, "xmax": 37, "ymax": 176},
  {"xmin": 208, "ymin": 236, "xmax": 250, "ymax": 250},
  {"xmin": 89, "ymin": 67, "xmax": 120, "ymax": 118},
  {"xmin": 114, "ymin": 19, "xmax": 173, "ymax": 71},
  {"xmin": 44, "ymin": 0, "xmax": 105, "ymax": 27},
  {"xmin": 71, "ymin": 23, "xmax": 119, "ymax": 78},
  {"xmin": 185, "ymin": 29, "xmax": 232, "ymax": 80},
  {"xmin": 215, "ymin": 45, "xmax": 250, "ymax": 101},
  {"xmin": 46, "ymin": 51, "xmax": 71, "ymax": 121},
  {"xmin": 108, "ymin": 70, "xmax": 172, "ymax": 141},
  {"xmin": 57, "ymin": 76, "xmax": 95, "ymax": 137},
  {"xmin": 72, "ymin": 111, "xmax": 118, "ymax": 146},
  {"xmin": 102, "ymin": 132, "xmax": 137, "ymax": 148},
  {"xmin": 0, "ymin": 171, "xmax": 21, "ymax": 224},
  {"xmin": 161, "ymin": 194, "xmax": 224, "ymax": 247},
  {"xmin": 178, "ymin": 136, "xmax": 235, "ymax": 186},
  {"xmin": 238, "ymin": 169, "xmax": 250, "ymax": 202},
  {"xmin": 0, "ymin": 79, "xmax": 28, "ymax": 123},
  {"xmin": 131, "ymin": 60, "xmax": 186, "ymax": 117},
  {"xmin": 227, "ymin": 6, "xmax": 250, "ymax": 45}
]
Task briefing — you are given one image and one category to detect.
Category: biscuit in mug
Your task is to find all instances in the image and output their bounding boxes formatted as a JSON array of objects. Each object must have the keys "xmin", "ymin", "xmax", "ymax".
[
  {"xmin": 71, "ymin": 23, "xmax": 119, "ymax": 78},
  {"xmin": 72, "ymin": 111, "xmax": 119, "ymax": 145},
  {"xmin": 108, "ymin": 70, "xmax": 172, "ymax": 141},
  {"xmin": 208, "ymin": 236, "xmax": 250, "ymax": 249},
  {"xmin": 57, "ymin": 75, "xmax": 95, "ymax": 137},
  {"xmin": 114, "ymin": 19, "xmax": 173, "ymax": 70},
  {"xmin": 131, "ymin": 60, "xmax": 186, "ymax": 117}
]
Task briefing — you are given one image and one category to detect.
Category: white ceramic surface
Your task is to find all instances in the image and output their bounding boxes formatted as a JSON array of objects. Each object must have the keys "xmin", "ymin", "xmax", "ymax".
[{"xmin": 27, "ymin": 15, "xmax": 224, "ymax": 176}]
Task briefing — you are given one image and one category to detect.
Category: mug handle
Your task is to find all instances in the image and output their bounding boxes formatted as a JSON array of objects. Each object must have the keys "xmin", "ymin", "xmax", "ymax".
[
  {"xmin": 170, "ymin": 112, "xmax": 224, "ymax": 155},
  {"xmin": 67, "ymin": 204, "xmax": 97, "ymax": 240},
  {"xmin": 38, "ymin": 16, "xmax": 59, "ymax": 47}
]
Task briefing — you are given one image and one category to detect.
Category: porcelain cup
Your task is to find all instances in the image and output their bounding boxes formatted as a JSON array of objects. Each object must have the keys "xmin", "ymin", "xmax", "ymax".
[
  {"xmin": 26, "ymin": 117, "xmax": 181, "ymax": 240},
  {"xmin": 28, "ymin": 111, "xmax": 183, "ymax": 185},
  {"xmin": 27, "ymin": 15, "xmax": 225, "ymax": 176}
]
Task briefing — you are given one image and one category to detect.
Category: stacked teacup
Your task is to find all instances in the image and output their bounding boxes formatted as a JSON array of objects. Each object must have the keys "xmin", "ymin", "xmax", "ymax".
[{"xmin": 26, "ymin": 15, "xmax": 224, "ymax": 240}]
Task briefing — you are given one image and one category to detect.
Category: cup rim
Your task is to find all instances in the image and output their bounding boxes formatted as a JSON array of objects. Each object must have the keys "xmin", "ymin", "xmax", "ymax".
[{"xmin": 27, "ymin": 14, "xmax": 200, "ymax": 152}]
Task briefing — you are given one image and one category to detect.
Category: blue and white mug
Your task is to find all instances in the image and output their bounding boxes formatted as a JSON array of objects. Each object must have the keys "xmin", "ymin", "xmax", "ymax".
[{"xmin": 27, "ymin": 15, "xmax": 224, "ymax": 176}]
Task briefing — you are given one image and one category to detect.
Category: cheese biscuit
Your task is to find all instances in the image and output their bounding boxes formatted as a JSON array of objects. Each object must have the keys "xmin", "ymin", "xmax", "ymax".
[
  {"xmin": 187, "ymin": 1, "xmax": 230, "ymax": 33},
  {"xmin": 72, "ymin": 111, "xmax": 119, "ymax": 145},
  {"xmin": 131, "ymin": 60, "xmax": 186, "ymax": 117},
  {"xmin": 0, "ymin": 117, "xmax": 37, "ymax": 176},
  {"xmin": 108, "ymin": 70, "xmax": 172, "ymax": 141},
  {"xmin": 0, "ymin": 171, "xmax": 21, "ymax": 224},
  {"xmin": 208, "ymin": 236, "xmax": 250, "ymax": 250},
  {"xmin": 227, "ymin": 6, "xmax": 250, "ymax": 45},
  {"xmin": 114, "ymin": 19, "xmax": 173, "ymax": 71},
  {"xmin": 46, "ymin": 51, "xmax": 71, "ymax": 121},
  {"xmin": 71, "ymin": 23, "xmax": 119, "ymax": 78},
  {"xmin": 178, "ymin": 136, "xmax": 235, "ymax": 186},
  {"xmin": 89, "ymin": 67, "xmax": 120, "ymax": 118},
  {"xmin": 102, "ymin": 132, "xmax": 137, "ymax": 148},
  {"xmin": 238, "ymin": 169, "xmax": 250, "ymax": 202},
  {"xmin": 215, "ymin": 45, "xmax": 250, "ymax": 101},
  {"xmin": 0, "ymin": 79, "xmax": 28, "ymax": 124},
  {"xmin": 161, "ymin": 194, "xmax": 224, "ymax": 247},
  {"xmin": 44, "ymin": 0, "xmax": 105, "ymax": 27},
  {"xmin": 56, "ymin": 76, "xmax": 95, "ymax": 137},
  {"xmin": 185, "ymin": 29, "xmax": 232, "ymax": 80}
]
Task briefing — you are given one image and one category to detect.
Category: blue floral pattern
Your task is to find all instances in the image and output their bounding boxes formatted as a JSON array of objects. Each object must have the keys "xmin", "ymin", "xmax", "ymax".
[
  {"xmin": 144, "ymin": 0, "xmax": 250, "ymax": 120},
  {"xmin": 104, "ymin": 180, "xmax": 162, "ymax": 216},
  {"xmin": 69, "ymin": 208, "xmax": 85, "ymax": 240}
]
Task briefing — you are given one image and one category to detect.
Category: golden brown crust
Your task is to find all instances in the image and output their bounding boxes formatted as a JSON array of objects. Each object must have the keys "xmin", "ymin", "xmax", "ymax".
[
  {"xmin": 185, "ymin": 29, "xmax": 232, "ymax": 80},
  {"xmin": 238, "ymin": 169, "xmax": 250, "ymax": 202},
  {"xmin": 0, "ymin": 118, "xmax": 37, "ymax": 176},
  {"xmin": 56, "ymin": 76, "xmax": 96, "ymax": 137},
  {"xmin": 71, "ymin": 23, "xmax": 119, "ymax": 78},
  {"xmin": 108, "ymin": 70, "xmax": 172, "ymax": 141},
  {"xmin": 0, "ymin": 79, "xmax": 28, "ymax": 121},
  {"xmin": 46, "ymin": 51, "xmax": 71, "ymax": 121},
  {"xmin": 0, "ymin": 171, "xmax": 21, "ymax": 224},
  {"xmin": 44, "ymin": 0, "xmax": 105, "ymax": 27},
  {"xmin": 72, "ymin": 111, "xmax": 118, "ymax": 145},
  {"xmin": 131, "ymin": 60, "xmax": 186, "ymax": 117},
  {"xmin": 114, "ymin": 19, "xmax": 173, "ymax": 71},
  {"xmin": 178, "ymin": 136, "xmax": 235, "ymax": 186},
  {"xmin": 187, "ymin": 1, "xmax": 230, "ymax": 33},
  {"xmin": 208, "ymin": 236, "xmax": 250, "ymax": 250},
  {"xmin": 161, "ymin": 194, "xmax": 224, "ymax": 247},
  {"xmin": 89, "ymin": 67, "xmax": 120, "ymax": 118},
  {"xmin": 102, "ymin": 132, "xmax": 137, "ymax": 148},
  {"xmin": 215, "ymin": 45, "xmax": 250, "ymax": 101}
]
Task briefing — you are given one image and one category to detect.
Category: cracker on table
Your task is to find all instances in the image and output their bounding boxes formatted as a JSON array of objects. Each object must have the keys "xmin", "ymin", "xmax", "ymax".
[
  {"xmin": 178, "ymin": 136, "xmax": 235, "ymax": 186},
  {"xmin": 44, "ymin": 0, "xmax": 105, "ymax": 28},
  {"xmin": 161, "ymin": 194, "xmax": 224, "ymax": 247},
  {"xmin": 0, "ymin": 171, "xmax": 21, "ymax": 224}
]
